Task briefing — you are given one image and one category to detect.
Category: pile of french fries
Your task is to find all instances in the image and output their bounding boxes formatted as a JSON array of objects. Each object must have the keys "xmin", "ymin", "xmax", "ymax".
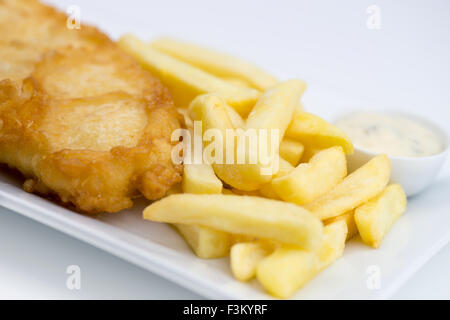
[{"xmin": 118, "ymin": 35, "xmax": 407, "ymax": 299}]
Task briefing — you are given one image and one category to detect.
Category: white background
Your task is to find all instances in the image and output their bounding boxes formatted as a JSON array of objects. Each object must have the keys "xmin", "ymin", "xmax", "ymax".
[{"xmin": 0, "ymin": 0, "xmax": 449, "ymax": 298}]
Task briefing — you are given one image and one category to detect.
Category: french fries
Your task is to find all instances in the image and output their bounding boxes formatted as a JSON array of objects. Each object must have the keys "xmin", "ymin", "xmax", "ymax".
[
  {"xmin": 286, "ymin": 111, "xmax": 354, "ymax": 155},
  {"xmin": 189, "ymin": 94, "xmax": 272, "ymax": 190},
  {"xmin": 305, "ymin": 154, "xmax": 391, "ymax": 220},
  {"xmin": 174, "ymin": 224, "xmax": 232, "ymax": 259},
  {"xmin": 245, "ymin": 80, "xmax": 306, "ymax": 137},
  {"xmin": 230, "ymin": 240, "xmax": 278, "ymax": 281},
  {"xmin": 178, "ymin": 160, "xmax": 230, "ymax": 258},
  {"xmin": 279, "ymin": 139, "xmax": 304, "ymax": 166},
  {"xmin": 271, "ymin": 146, "xmax": 347, "ymax": 205},
  {"xmin": 151, "ymin": 37, "xmax": 278, "ymax": 91},
  {"xmin": 316, "ymin": 220, "xmax": 348, "ymax": 269},
  {"xmin": 243, "ymin": 79, "xmax": 305, "ymax": 175},
  {"xmin": 119, "ymin": 35, "xmax": 260, "ymax": 116},
  {"xmin": 256, "ymin": 220, "xmax": 347, "ymax": 298},
  {"xmin": 324, "ymin": 210, "xmax": 358, "ymax": 240},
  {"xmin": 189, "ymin": 94, "xmax": 233, "ymax": 131},
  {"xmin": 132, "ymin": 36, "xmax": 408, "ymax": 299},
  {"xmin": 355, "ymin": 184, "xmax": 407, "ymax": 248},
  {"xmin": 189, "ymin": 80, "xmax": 304, "ymax": 191},
  {"xmin": 224, "ymin": 77, "xmax": 254, "ymax": 88},
  {"xmin": 182, "ymin": 163, "xmax": 222, "ymax": 194},
  {"xmin": 256, "ymin": 247, "xmax": 316, "ymax": 299},
  {"xmin": 143, "ymin": 194, "xmax": 324, "ymax": 250}
]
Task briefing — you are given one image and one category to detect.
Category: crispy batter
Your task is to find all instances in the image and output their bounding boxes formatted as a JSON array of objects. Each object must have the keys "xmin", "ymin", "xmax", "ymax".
[
  {"xmin": 0, "ymin": 0, "xmax": 110, "ymax": 82},
  {"xmin": 0, "ymin": 0, "xmax": 182, "ymax": 213}
]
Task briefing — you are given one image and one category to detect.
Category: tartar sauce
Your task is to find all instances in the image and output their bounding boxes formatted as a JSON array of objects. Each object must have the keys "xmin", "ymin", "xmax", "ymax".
[{"xmin": 335, "ymin": 112, "xmax": 444, "ymax": 157}]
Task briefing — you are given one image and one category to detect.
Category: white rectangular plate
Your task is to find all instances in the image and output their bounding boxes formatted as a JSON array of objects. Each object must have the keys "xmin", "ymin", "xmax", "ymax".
[{"xmin": 1, "ymin": 161, "xmax": 449, "ymax": 299}]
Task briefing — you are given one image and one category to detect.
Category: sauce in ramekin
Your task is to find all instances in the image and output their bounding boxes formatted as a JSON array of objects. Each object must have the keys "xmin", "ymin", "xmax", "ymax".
[{"xmin": 335, "ymin": 112, "xmax": 444, "ymax": 158}]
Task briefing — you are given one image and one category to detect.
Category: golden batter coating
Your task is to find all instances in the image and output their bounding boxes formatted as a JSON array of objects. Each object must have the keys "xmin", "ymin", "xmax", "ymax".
[{"xmin": 0, "ymin": 0, "xmax": 182, "ymax": 213}]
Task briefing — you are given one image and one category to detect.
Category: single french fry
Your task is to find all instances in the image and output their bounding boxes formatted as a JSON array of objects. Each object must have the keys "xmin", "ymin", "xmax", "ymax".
[
  {"xmin": 143, "ymin": 194, "xmax": 324, "ymax": 250},
  {"xmin": 177, "ymin": 104, "xmax": 243, "ymax": 130},
  {"xmin": 189, "ymin": 94, "xmax": 233, "ymax": 130},
  {"xmin": 245, "ymin": 80, "xmax": 306, "ymax": 139},
  {"xmin": 355, "ymin": 184, "xmax": 407, "ymax": 248},
  {"xmin": 189, "ymin": 94, "xmax": 271, "ymax": 190},
  {"xmin": 286, "ymin": 111, "xmax": 354, "ymax": 155},
  {"xmin": 230, "ymin": 241, "xmax": 278, "ymax": 282},
  {"xmin": 324, "ymin": 210, "xmax": 358, "ymax": 240},
  {"xmin": 271, "ymin": 147, "xmax": 347, "ymax": 205},
  {"xmin": 256, "ymin": 220, "xmax": 347, "ymax": 298},
  {"xmin": 279, "ymin": 139, "xmax": 304, "ymax": 166},
  {"xmin": 182, "ymin": 163, "xmax": 223, "ymax": 194},
  {"xmin": 119, "ymin": 35, "xmax": 260, "ymax": 116},
  {"xmin": 174, "ymin": 224, "xmax": 232, "ymax": 259},
  {"xmin": 151, "ymin": 37, "xmax": 278, "ymax": 91},
  {"xmin": 316, "ymin": 220, "xmax": 348, "ymax": 270},
  {"xmin": 305, "ymin": 155, "xmax": 391, "ymax": 220},
  {"xmin": 224, "ymin": 77, "xmax": 253, "ymax": 89},
  {"xmin": 256, "ymin": 247, "xmax": 316, "ymax": 299}
]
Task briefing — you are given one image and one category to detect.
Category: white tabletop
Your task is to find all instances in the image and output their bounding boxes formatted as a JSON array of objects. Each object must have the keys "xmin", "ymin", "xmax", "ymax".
[{"xmin": 0, "ymin": 0, "xmax": 449, "ymax": 299}]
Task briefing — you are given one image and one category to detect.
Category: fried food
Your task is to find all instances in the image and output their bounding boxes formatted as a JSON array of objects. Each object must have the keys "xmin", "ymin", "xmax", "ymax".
[
  {"xmin": 188, "ymin": 94, "xmax": 273, "ymax": 190},
  {"xmin": 143, "ymin": 193, "xmax": 324, "ymax": 250},
  {"xmin": 286, "ymin": 111, "xmax": 354, "ymax": 155},
  {"xmin": 0, "ymin": 0, "xmax": 110, "ymax": 82},
  {"xmin": 177, "ymin": 158, "xmax": 229, "ymax": 259},
  {"xmin": 230, "ymin": 240, "xmax": 278, "ymax": 281},
  {"xmin": 0, "ymin": 0, "xmax": 182, "ymax": 213},
  {"xmin": 188, "ymin": 81, "xmax": 304, "ymax": 191},
  {"xmin": 354, "ymin": 184, "xmax": 407, "ymax": 248},
  {"xmin": 174, "ymin": 224, "xmax": 232, "ymax": 259},
  {"xmin": 324, "ymin": 210, "xmax": 358, "ymax": 241},
  {"xmin": 271, "ymin": 146, "xmax": 347, "ymax": 205},
  {"xmin": 304, "ymin": 154, "xmax": 391, "ymax": 220},
  {"xmin": 279, "ymin": 139, "xmax": 304, "ymax": 166},
  {"xmin": 136, "ymin": 33, "xmax": 408, "ymax": 297},
  {"xmin": 150, "ymin": 37, "xmax": 278, "ymax": 91},
  {"xmin": 2, "ymin": 1, "xmax": 410, "ymax": 299},
  {"xmin": 256, "ymin": 220, "xmax": 347, "ymax": 298},
  {"xmin": 258, "ymin": 157, "xmax": 294, "ymax": 199},
  {"xmin": 118, "ymin": 35, "xmax": 261, "ymax": 116},
  {"xmin": 182, "ymin": 163, "xmax": 223, "ymax": 194}
]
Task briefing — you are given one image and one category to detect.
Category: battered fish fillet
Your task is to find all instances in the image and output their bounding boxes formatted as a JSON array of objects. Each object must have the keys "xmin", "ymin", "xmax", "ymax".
[{"xmin": 0, "ymin": 0, "xmax": 182, "ymax": 213}]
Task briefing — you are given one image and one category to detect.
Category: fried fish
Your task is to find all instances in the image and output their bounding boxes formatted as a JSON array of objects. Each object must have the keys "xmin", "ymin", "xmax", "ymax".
[{"xmin": 0, "ymin": 0, "xmax": 182, "ymax": 213}]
